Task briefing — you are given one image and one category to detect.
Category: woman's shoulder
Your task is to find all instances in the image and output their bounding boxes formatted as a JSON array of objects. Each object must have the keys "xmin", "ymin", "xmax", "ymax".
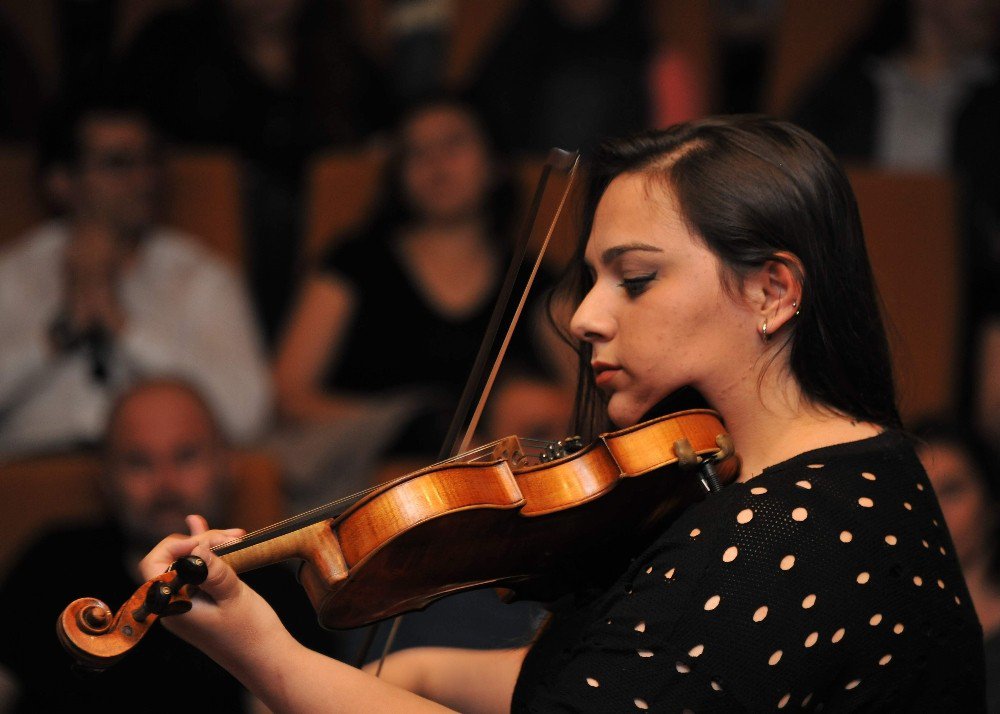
[{"xmin": 638, "ymin": 430, "xmax": 936, "ymax": 590}]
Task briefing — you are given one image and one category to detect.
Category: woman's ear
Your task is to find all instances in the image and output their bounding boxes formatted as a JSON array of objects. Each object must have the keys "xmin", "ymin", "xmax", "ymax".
[{"xmin": 745, "ymin": 251, "xmax": 804, "ymax": 342}]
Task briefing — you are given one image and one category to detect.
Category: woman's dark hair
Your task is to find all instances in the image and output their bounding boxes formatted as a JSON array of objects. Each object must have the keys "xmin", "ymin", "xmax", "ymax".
[
  {"xmin": 353, "ymin": 92, "xmax": 520, "ymax": 247},
  {"xmin": 553, "ymin": 114, "xmax": 901, "ymax": 439}
]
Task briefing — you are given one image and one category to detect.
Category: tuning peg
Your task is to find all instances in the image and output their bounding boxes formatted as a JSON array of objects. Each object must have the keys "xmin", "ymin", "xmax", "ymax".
[{"xmin": 173, "ymin": 554, "xmax": 209, "ymax": 587}]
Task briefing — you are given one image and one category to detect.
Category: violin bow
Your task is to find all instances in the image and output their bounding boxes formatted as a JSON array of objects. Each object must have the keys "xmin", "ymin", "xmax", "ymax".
[{"xmin": 367, "ymin": 148, "xmax": 581, "ymax": 671}]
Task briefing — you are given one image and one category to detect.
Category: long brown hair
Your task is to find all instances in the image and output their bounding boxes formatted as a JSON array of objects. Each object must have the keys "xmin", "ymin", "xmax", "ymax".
[{"xmin": 551, "ymin": 115, "xmax": 901, "ymax": 439}]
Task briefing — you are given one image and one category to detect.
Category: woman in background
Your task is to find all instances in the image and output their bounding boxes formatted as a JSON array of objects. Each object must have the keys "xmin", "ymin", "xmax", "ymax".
[{"xmin": 272, "ymin": 94, "xmax": 569, "ymax": 473}]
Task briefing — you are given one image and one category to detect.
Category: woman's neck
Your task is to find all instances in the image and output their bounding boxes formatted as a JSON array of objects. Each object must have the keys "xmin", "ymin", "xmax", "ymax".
[
  {"xmin": 397, "ymin": 218, "xmax": 500, "ymax": 319},
  {"xmin": 406, "ymin": 216, "xmax": 489, "ymax": 246},
  {"xmin": 704, "ymin": 362, "xmax": 882, "ymax": 482}
]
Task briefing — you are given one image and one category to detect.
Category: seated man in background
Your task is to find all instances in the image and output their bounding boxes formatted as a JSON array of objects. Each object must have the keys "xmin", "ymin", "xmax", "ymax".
[
  {"xmin": 0, "ymin": 378, "xmax": 339, "ymax": 712},
  {"xmin": 0, "ymin": 95, "xmax": 271, "ymax": 458}
]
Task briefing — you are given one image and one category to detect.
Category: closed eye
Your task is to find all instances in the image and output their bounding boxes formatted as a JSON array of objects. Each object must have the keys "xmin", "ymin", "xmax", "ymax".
[{"xmin": 619, "ymin": 273, "xmax": 657, "ymax": 297}]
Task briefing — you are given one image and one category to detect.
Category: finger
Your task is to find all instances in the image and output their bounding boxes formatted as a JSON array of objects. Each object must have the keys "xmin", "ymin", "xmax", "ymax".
[
  {"xmin": 138, "ymin": 529, "xmax": 245, "ymax": 580},
  {"xmin": 187, "ymin": 514, "xmax": 209, "ymax": 535},
  {"xmin": 139, "ymin": 533, "xmax": 200, "ymax": 579},
  {"xmin": 190, "ymin": 544, "xmax": 242, "ymax": 604}
]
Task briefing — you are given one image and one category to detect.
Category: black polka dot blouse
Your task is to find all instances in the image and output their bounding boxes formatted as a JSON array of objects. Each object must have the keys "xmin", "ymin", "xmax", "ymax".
[{"xmin": 512, "ymin": 431, "xmax": 986, "ymax": 712}]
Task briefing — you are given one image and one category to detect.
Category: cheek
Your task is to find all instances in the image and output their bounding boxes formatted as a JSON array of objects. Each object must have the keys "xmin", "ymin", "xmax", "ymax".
[
  {"xmin": 177, "ymin": 464, "xmax": 215, "ymax": 499},
  {"xmin": 454, "ymin": 150, "xmax": 489, "ymax": 188}
]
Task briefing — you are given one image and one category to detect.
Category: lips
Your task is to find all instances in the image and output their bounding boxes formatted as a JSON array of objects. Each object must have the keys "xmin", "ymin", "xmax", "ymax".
[{"xmin": 592, "ymin": 362, "xmax": 621, "ymax": 387}]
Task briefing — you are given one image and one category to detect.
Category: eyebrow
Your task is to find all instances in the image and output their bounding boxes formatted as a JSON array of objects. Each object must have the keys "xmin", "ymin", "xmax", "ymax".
[{"xmin": 599, "ymin": 243, "xmax": 664, "ymax": 265}]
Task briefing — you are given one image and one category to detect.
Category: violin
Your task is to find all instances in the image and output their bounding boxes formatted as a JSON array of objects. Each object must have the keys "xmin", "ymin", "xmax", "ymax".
[{"xmin": 58, "ymin": 407, "xmax": 738, "ymax": 671}]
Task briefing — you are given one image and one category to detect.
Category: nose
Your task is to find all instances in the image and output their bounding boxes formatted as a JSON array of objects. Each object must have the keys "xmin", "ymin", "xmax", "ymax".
[
  {"xmin": 151, "ymin": 458, "xmax": 186, "ymax": 495},
  {"xmin": 570, "ymin": 284, "xmax": 613, "ymax": 344}
]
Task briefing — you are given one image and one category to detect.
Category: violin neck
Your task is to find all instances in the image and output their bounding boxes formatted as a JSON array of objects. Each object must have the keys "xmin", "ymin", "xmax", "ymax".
[{"xmin": 215, "ymin": 520, "xmax": 339, "ymax": 575}]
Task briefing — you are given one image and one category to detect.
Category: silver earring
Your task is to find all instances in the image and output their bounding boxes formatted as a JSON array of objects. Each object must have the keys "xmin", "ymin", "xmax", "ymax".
[
  {"xmin": 793, "ymin": 300, "xmax": 800, "ymax": 316},
  {"xmin": 760, "ymin": 320, "xmax": 769, "ymax": 342}
]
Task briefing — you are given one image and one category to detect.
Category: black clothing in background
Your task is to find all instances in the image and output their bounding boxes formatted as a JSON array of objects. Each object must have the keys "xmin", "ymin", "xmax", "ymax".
[
  {"xmin": 319, "ymin": 233, "xmax": 558, "ymax": 460},
  {"xmin": 513, "ymin": 431, "xmax": 986, "ymax": 712},
  {"xmin": 0, "ymin": 14, "xmax": 44, "ymax": 143},
  {"xmin": 113, "ymin": 0, "xmax": 390, "ymax": 346},
  {"xmin": 0, "ymin": 521, "xmax": 344, "ymax": 713},
  {"xmin": 466, "ymin": 0, "xmax": 653, "ymax": 155},
  {"xmin": 954, "ymin": 78, "xmax": 1000, "ymax": 420}
]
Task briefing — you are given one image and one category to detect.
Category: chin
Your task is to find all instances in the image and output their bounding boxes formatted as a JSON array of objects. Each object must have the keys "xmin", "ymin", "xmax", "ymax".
[{"xmin": 606, "ymin": 398, "xmax": 645, "ymax": 429}]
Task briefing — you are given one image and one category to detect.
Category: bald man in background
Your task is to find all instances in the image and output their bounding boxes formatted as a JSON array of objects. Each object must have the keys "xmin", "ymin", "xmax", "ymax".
[{"xmin": 0, "ymin": 378, "xmax": 338, "ymax": 713}]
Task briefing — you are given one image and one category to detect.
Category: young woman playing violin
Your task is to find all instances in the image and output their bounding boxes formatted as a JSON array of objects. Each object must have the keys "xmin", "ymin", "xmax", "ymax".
[{"xmin": 139, "ymin": 116, "xmax": 986, "ymax": 711}]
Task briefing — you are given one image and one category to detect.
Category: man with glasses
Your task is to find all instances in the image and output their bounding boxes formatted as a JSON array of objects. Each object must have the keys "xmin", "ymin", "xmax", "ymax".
[{"xmin": 0, "ymin": 97, "xmax": 272, "ymax": 457}]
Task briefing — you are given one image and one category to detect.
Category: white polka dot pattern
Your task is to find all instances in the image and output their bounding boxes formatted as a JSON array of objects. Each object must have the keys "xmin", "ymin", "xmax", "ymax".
[{"xmin": 512, "ymin": 433, "xmax": 985, "ymax": 714}]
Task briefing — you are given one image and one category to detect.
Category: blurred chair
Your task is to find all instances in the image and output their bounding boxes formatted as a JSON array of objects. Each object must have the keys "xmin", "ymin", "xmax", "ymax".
[
  {"xmin": 302, "ymin": 145, "xmax": 388, "ymax": 266},
  {"xmin": 0, "ymin": 449, "xmax": 285, "ymax": 578},
  {"xmin": 162, "ymin": 149, "xmax": 245, "ymax": 265},
  {"xmin": 846, "ymin": 166, "xmax": 961, "ymax": 423},
  {"xmin": 761, "ymin": 0, "xmax": 881, "ymax": 118},
  {"xmin": 0, "ymin": 145, "xmax": 244, "ymax": 265}
]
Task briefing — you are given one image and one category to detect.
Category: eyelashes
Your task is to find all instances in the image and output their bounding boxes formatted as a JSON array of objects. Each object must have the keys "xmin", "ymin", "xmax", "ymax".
[{"xmin": 619, "ymin": 272, "xmax": 657, "ymax": 297}]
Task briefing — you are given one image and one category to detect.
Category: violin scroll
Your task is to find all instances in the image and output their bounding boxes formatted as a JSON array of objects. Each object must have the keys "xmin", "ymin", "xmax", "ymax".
[{"xmin": 57, "ymin": 554, "xmax": 208, "ymax": 670}]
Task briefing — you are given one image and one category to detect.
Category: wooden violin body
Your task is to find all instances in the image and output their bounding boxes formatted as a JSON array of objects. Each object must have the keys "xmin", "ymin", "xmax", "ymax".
[{"xmin": 58, "ymin": 408, "xmax": 738, "ymax": 669}]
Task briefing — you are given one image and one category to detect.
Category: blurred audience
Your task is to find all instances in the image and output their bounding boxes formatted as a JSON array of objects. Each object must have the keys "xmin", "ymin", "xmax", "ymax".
[
  {"xmin": 0, "ymin": 377, "xmax": 337, "ymax": 713},
  {"xmin": 0, "ymin": 95, "xmax": 271, "ymax": 458},
  {"xmin": 973, "ymin": 317, "xmax": 1000, "ymax": 451},
  {"xmin": 713, "ymin": 0, "xmax": 783, "ymax": 113},
  {"xmin": 0, "ymin": 12, "xmax": 45, "ymax": 143},
  {"xmin": 790, "ymin": 0, "xmax": 1000, "ymax": 451},
  {"xmin": 790, "ymin": 0, "xmax": 999, "ymax": 171},
  {"xmin": 113, "ymin": 0, "xmax": 390, "ymax": 346},
  {"xmin": 954, "ymin": 76, "xmax": 1000, "ymax": 438},
  {"xmin": 466, "ymin": 0, "xmax": 705, "ymax": 155},
  {"xmin": 52, "ymin": 0, "xmax": 119, "ymax": 106},
  {"xmin": 913, "ymin": 416, "xmax": 1000, "ymax": 712},
  {"xmin": 384, "ymin": 0, "xmax": 452, "ymax": 106},
  {"xmin": 270, "ymin": 93, "xmax": 569, "ymax": 506}
]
